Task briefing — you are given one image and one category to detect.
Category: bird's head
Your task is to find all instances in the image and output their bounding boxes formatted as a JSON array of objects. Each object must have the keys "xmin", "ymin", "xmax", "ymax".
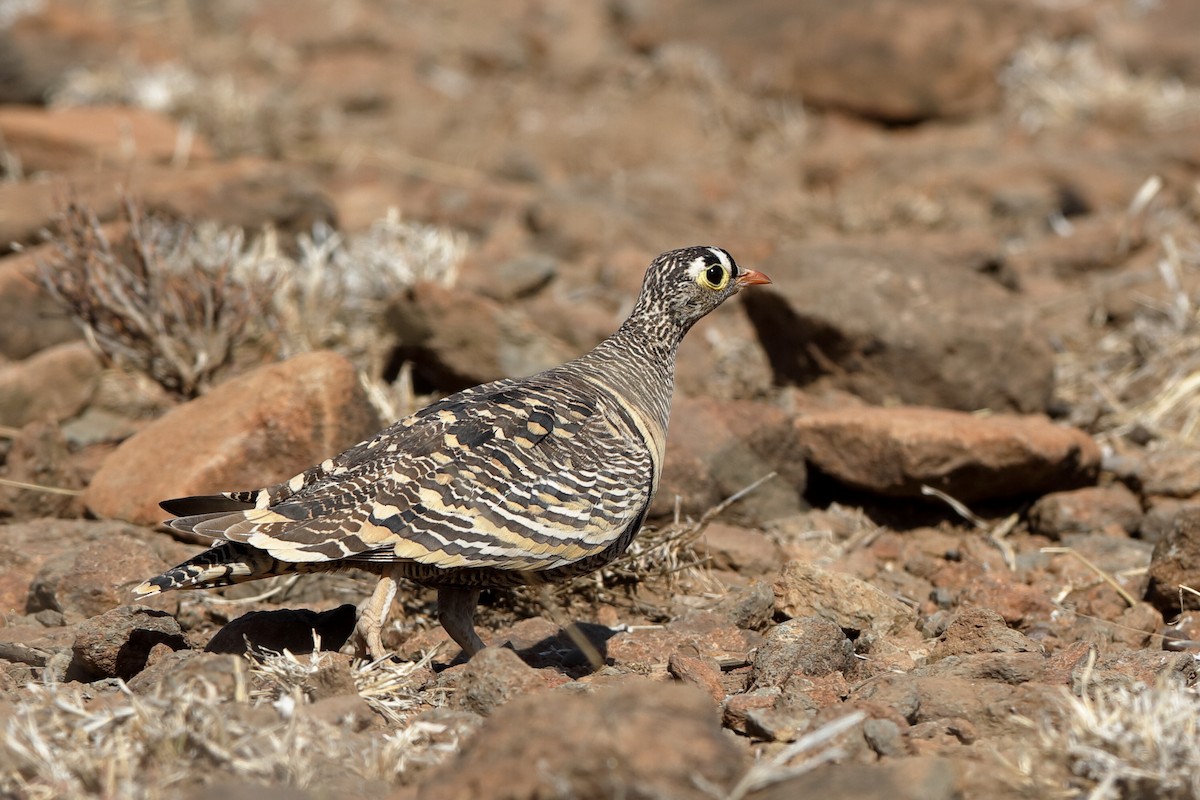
[{"xmin": 632, "ymin": 246, "xmax": 772, "ymax": 335}]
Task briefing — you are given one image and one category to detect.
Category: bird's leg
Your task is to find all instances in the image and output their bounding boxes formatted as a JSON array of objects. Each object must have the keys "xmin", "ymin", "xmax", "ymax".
[
  {"xmin": 353, "ymin": 570, "xmax": 399, "ymax": 661},
  {"xmin": 437, "ymin": 586, "xmax": 485, "ymax": 658}
]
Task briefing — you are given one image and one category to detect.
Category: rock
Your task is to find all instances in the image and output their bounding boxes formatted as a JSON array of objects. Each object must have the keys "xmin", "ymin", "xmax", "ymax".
[
  {"xmin": 1097, "ymin": 0, "xmax": 1200, "ymax": 85},
  {"xmin": 449, "ymin": 646, "xmax": 571, "ymax": 716},
  {"xmin": 606, "ymin": 620, "xmax": 757, "ymax": 671},
  {"xmin": 1028, "ymin": 484, "xmax": 1143, "ymax": 539},
  {"xmin": 792, "ymin": 406, "xmax": 1100, "ymax": 502},
  {"xmin": 696, "ymin": 523, "xmax": 785, "ymax": 577},
  {"xmin": 624, "ymin": 0, "xmax": 1050, "ymax": 123},
  {"xmin": 385, "ymin": 282, "xmax": 575, "ymax": 394},
  {"xmin": 0, "ymin": 105, "xmax": 213, "ymax": 173},
  {"xmin": 674, "ymin": 306, "xmax": 776, "ymax": 402},
  {"xmin": 205, "ymin": 605, "xmax": 358, "ymax": 655},
  {"xmin": 468, "ymin": 253, "xmax": 558, "ymax": 301},
  {"xmin": 301, "ymin": 692, "xmax": 380, "ymax": 731},
  {"xmin": 928, "ymin": 606, "xmax": 1043, "ymax": 662},
  {"xmin": 667, "ymin": 651, "xmax": 725, "ymax": 704},
  {"xmin": 774, "ymin": 561, "xmax": 916, "ymax": 640},
  {"xmin": 1145, "ymin": 507, "xmax": 1200, "ymax": 614},
  {"xmin": 126, "ymin": 650, "xmax": 243, "ymax": 695},
  {"xmin": 651, "ymin": 395, "xmax": 807, "ymax": 524},
  {"xmin": 851, "ymin": 673, "xmax": 1031, "ymax": 737},
  {"xmin": 748, "ymin": 756, "xmax": 962, "ymax": 800},
  {"xmin": 1132, "ymin": 444, "xmax": 1200, "ymax": 498},
  {"xmin": 0, "ymin": 249, "xmax": 81, "ymax": 360},
  {"xmin": 752, "ymin": 616, "xmax": 854, "ymax": 689},
  {"xmin": 713, "ymin": 580, "xmax": 776, "ymax": 631},
  {"xmin": 25, "ymin": 521, "xmax": 187, "ymax": 621},
  {"xmin": 0, "ymin": 160, "xmax": 334, "ymax": 253},
  {"xmin": 722, "ymin": 688, "xmax": 780, "ymax": 735},
  {"xmin": 0, "ymin": 421, "xmax": 84, "ymax": 518},
  {"xmin": 420, "ymin": 681, "xmax": 745, "ymax": 800},
  {"xmin": 1141, "ymin": 499, "xmax": 1200, "ymax": 545},
  {"xmin": 83, "ymin": 350, "xmax": 382, "ymax": 525},
  {"xmin": 0, "ymin": 341, "xmax": 101, "ymax": 427},
  {"xmin": 742, "ymin": 240, "xmax": 1054, "ymax": 413},
  {"xmin": 71, "ymin": 605, "xmax": 189, "ymax": 680}
]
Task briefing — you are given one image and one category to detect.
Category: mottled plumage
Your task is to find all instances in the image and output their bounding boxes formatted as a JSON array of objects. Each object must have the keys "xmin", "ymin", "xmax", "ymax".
[{"xmin": 136, "ymin": 246, "xmax": 771, "ymax": 659}]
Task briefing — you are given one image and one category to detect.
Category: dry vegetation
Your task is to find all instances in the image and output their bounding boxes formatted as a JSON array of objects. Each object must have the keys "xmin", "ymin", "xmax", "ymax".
[
  {"xmin": 1, "ymin": 649, "xmax": 450, "ymax": 799},
  {"xmin": 6, "ymin": 2, "xmax": 1200, "ymax": 798},
  {"xmin": 38, "ymin": 197, "xmax": 465, "ymax": 413}
]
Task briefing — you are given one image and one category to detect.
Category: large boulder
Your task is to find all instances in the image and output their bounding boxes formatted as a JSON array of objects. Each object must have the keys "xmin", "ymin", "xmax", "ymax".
[
  {"xmin": 743, "ymin": 239, "xmax": 1055, "ymax": 413},
  {"xmin": 83, "ymin": 351, "xmax": 382, "ymax": 525}
]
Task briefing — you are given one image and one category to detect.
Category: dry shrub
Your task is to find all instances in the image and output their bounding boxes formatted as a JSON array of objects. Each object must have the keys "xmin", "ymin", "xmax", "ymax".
[
  {"xmin": 38, "ymin": 197, "xmax": 275, "ymax": 397},
  {"xmin": 1030, "ymin": 679, "xmax": 1200, "ymax": 799},
  {"xmin": 38, "ymin": 197, "xmax": 466, "ymax": 411}
]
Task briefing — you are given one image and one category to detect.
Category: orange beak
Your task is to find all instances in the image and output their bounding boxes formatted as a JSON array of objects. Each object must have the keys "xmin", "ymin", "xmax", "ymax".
[{"xmin": 735, "ymin": 269, "xmax": 772, "ymax": 287}]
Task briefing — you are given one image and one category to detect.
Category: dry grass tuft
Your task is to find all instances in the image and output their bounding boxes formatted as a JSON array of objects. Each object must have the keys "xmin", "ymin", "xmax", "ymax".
[
  {"xmin": 2, "ymin": 648, "xmax": 455, "ymax": 799},
  {"xmin": 1030, "ymin": 678, "xmax": 1200, "ymax": 799},
  {"xmin": 38, "ymin": 197, "xmax": 275, "ymax": 397},
  {"xmin": 245, "ymin": 641, "xmax": 444, "ymax": 726},
  {"xmin": 1002, "ymin": 37, "xmax": 1200, "ymax": 133},
  {"xmin": 1055, "ymin": 231, "xmax": 1200, "ymax": 445}
]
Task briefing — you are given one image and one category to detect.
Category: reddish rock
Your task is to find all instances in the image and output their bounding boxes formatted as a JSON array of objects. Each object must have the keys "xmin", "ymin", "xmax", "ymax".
[
  {"xmin": 1133, "ymin": 445, "xmax": 1200, "ymax": 498},
  {"xmin": 722, "ymin": 688, "xmax": 780, "ymax": 735},
  {"xmin": 695, "ymin": 523, "xmax": 784, "ymax": 577},
  {"xmin": 752, "ymin": 616, "xmax": 854, "ymax": 689},
  {"xmin": 0, "ymin": 248, "xmax": 81, "ymax": 359},
  {"xmin": 674, "ymin": 306, "xmax": 775, "ymax": 401},
  {"xmin": 929, "ymin": 606, "xmax": 1043, "ymax": 662},
  {"xmin": 743, "ymin": 240, "xmax": 1055, "ymax": 413},
  {"xmin": 774, "ymin": 561, "xmax": 916, "ymax": 640},
  {"xmin": 652, "ymin": 395, "xmax": 807, "ymax": 524},
  {"xmin": 1029, "ymin": 484, "xmax": 1144, "ymax": 539},
  {"xmin": 0, "ymin": 341, "xmax": 101, "ymax": 428},
  {"xmin": 421, "ymin": 681, "xmax": 744, "ymax": 800},
  {"xmin": 1140, "ymin": 498, "xmax": 1200, "ymax": 545},
  {"xmin": 1146, "ymin": 507, "xmax": 1200, "ymax": 614},
  {"xmin": 1097, "ymin": 0, "xmax": 1200, "ymax": 85},
  {"xmin": 0, "ymin": 160, "xmax": 334, "ymax": 252},
  {"xmin": 752, "ymin": 756, "xmax": 963, "ymax": 800},
  {"xmin": 24, "ymin": 520, "xmax": 187, "ymax": 621},
  {"xmin": 71, "ymin": 605, "xmax": 189, "ymax": 680},
  {"xmin": 624, "ymin": 0, "xmax": 1051, "ymax": 123},
  {"xmin": 792, "ymin": 406, "xmax": 1100, "ymax": 502},
  {"xmin": 0, "ymin": 105, "xmax": 213, "ymax": 173},
  {"xmin": 956, "ymin": 573, "xmax": 1056, "ymax": 628},
  {"xmin": 0, "ymin": 421, "xmax": 84, "ymax": 518},
  {"xmin": 667, "ymin": 651, "xmax": 725, "ymax": 704},
  {"xmin": 448, "ymin": 646, "xmax": 571, "ymax": 716},
  {"xmin": 712, "ymin": 580, "xmax": 776, "ymax": 631},
  {"xmin": 126, "ymin": 650, "xmax": 243, "ymax": 695},
  {"xmin": 83, "ymin": 350, "xmax": 382, "ymax": 525},
  {"xmin": 852, "ymin": 673, "xmax": 1039, "ymax": 738},
  {"xmin": 385, "ymin": 282, "xmax": 575, "ymax": 393}
]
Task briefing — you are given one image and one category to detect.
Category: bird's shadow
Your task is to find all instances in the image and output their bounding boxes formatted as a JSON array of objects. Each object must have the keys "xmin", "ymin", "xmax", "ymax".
[
  {"xmin": 202, "ymin": 605, "xmax": 616, "ymax": 677},
  {"xmin": 438, "ymin": 621, "xmax": 618, "ymax": 676}
]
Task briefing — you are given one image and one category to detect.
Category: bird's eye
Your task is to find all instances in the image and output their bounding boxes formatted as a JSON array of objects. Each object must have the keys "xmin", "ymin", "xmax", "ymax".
[{"xmin": 699, "ymin": 263, "xmax": 729, "ymax": 291}]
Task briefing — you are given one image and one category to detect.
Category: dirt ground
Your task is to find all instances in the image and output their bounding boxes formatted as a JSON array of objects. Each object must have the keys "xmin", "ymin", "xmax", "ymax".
[{"xmin": 3, "ymin": 1, "xmax": 1200, "ymax": 798}]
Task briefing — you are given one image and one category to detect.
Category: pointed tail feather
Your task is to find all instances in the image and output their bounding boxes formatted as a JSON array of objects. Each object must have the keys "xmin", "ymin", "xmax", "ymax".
[
  {"xmin": 134, "ymin": 542, "xmax": 318, "ymax": 595},
  {"xmin": 159, "ymin": 493, "xmax": 257, "ymax": 516}
]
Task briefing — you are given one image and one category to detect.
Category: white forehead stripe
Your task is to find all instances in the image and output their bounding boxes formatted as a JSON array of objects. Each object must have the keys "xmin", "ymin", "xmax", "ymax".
[
  {"xmin": 707, "ymin": 247, "xmax": 732, "ymax": 271},
  {"xmin": 686, "ymin": 256, "xmax": 708, "ymax": 279}
]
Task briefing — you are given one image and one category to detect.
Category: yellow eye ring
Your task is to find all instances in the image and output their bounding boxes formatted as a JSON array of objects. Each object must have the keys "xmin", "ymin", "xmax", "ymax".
[{"xmin": 698, "ymin": 263, "xmax": 730, "ymax": 291}]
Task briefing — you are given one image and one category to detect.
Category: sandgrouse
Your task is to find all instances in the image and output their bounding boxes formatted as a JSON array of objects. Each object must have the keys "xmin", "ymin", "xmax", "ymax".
[{"xmin": 135, "ymin": 246, "xmax": 770, "ymax": 660}]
